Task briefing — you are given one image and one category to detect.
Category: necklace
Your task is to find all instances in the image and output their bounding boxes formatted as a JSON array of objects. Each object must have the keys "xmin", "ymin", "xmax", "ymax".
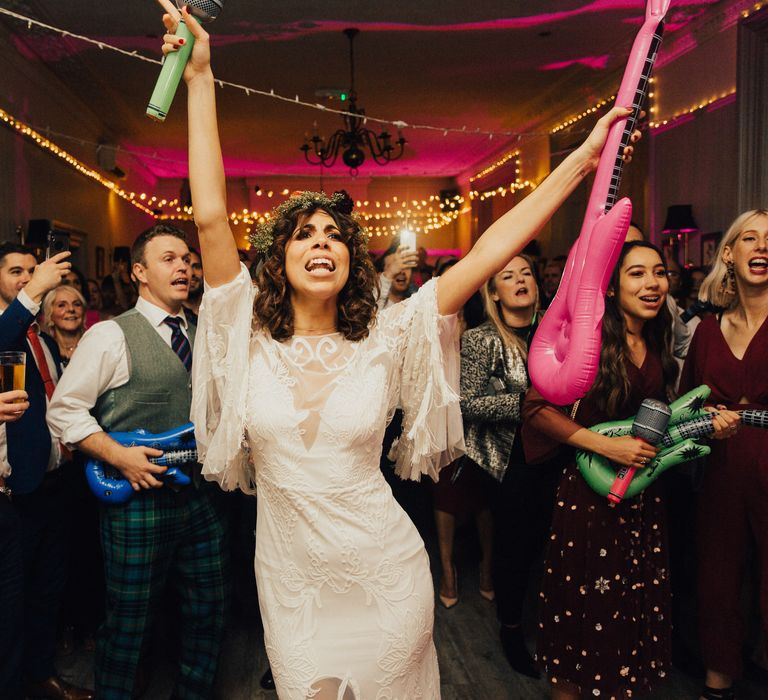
[
  {"xmin": 56, "ymin": 334, "xmax": 81, "ymax": 352},
  {"xmin": 293, "ymin": 327, "xmax": 338, "ymax": 335}
]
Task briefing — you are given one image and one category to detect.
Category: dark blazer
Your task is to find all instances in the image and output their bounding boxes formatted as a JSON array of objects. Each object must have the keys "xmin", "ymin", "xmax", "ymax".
[{"xmin": 0, "ymin": 297, "xmax": 60, "ymax": 494}]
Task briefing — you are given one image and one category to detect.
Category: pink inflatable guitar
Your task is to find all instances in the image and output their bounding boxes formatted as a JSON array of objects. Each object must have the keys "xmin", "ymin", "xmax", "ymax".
[{"xmin": 529, "ymin": 0, "xmax": 671, "ymax": 405}]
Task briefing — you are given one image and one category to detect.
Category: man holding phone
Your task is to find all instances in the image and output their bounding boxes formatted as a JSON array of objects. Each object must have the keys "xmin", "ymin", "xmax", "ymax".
[
  {"xmin": 45, "ymin": 231, "xmax": 70, "ymax": 260},
  {"xmin": 0, "ymin": 243, "xmax": 93, "ymax": 700}
]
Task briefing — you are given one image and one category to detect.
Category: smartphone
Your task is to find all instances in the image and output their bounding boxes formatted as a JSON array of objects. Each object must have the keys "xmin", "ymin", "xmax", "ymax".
[
  {"xmin": 45, "ymin": 231, "xmax": 70, "ymax": 260},
  {"xmin": 400, "ymin": 228, "xmax": 416, "ymax": 253}
]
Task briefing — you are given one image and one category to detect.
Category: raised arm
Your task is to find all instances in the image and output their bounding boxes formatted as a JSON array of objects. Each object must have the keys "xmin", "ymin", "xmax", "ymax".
[
  {"xmin": 159, "ymin": 1, "xmax": 240, "ymax": 287},
  {"xmin": 437, "ymin": 106, "xmax": 636, "ymax": 315}
]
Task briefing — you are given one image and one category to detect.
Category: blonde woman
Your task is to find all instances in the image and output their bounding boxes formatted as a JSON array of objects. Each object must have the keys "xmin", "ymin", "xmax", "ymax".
[
  {"xmin": 680, "ymin": 209, "xmax": 768, "ymax": 700},
  {"xmin": 450, "ymin": 255, "xmax": 550, "ymax": 678},
  {"xmin": 41, "ymin": 285, "xmax": 86, "ymax": 366}
]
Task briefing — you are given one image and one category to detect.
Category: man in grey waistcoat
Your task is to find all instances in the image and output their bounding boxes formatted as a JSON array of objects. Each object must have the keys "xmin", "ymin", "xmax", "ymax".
[{"xmin": 48, "ymin": 224, "xmax": 228, "ymax": 700}]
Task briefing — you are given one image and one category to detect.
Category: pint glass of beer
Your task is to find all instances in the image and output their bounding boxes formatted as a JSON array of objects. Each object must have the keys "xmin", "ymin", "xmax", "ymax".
[{"xmin": 0, "ymin": 352, "xmax": 26, "ymax": 399}]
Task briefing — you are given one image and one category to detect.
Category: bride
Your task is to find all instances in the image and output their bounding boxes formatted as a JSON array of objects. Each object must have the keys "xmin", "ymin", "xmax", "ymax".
[{"xmin": 158, "ymin": 2, "xmax": 638, "ymax": 697}]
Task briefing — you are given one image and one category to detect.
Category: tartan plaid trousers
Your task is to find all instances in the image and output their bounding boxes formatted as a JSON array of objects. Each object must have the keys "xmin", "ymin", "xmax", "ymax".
[{"xmin": 96, "ymin": 487, "xmax": 228, "ymax": 699}]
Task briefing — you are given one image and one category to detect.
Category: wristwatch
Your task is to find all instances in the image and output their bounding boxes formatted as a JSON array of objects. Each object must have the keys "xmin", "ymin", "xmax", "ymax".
[{"xmin": 0, "ymin": 485, "xmax": 11, "ymax": 499}]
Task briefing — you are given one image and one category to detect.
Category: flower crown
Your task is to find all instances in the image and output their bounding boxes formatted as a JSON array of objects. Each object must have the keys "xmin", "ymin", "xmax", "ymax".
[{"xmin": 249, "ymin": 190, "xmax": 366, "ymax": 255}]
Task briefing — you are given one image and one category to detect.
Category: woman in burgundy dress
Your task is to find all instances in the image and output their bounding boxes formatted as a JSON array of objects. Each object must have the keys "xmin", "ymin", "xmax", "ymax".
[
  {"xmin": 523, "ymin": 241, "xmax": 737, "ymax": 700},
  {"xmin": 679, "ymin": 209, "xmax": 768, "ymax": 700}
]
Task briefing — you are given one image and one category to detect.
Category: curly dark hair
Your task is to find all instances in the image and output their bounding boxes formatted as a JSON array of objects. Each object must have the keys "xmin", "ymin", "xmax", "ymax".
[
  {"xmin": 253, "ymin": 204, "xmax": 379, "ymax": 342},
  {"xmin": 587, "ymin": 241, "xmax": 678, "ymax": 416}
]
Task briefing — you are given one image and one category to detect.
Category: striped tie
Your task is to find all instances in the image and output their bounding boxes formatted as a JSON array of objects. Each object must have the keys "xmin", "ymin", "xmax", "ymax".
[{"xmin": 164, "ymin": 316, "xmax": 192, "ymax": 371}]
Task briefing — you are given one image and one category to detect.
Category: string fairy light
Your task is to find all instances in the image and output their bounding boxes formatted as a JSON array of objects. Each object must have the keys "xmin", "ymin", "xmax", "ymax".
[
  {"xmin": 223, "ymin": 192, "xmax": 467, "ymax": 230},
  {"xmin": 359, "ymin": 206, "xmax": 471, "ymax": 238},
  {"xmin": 7, "ymin": 4, "xmax": 749, "ymax": 233},
  {"xmin": 229, "ymin": 207, "xmax": 469, "ymax": 239},
  {"xmin": 648, "ymin": 87, "xmax": 737, "ymax": 130},
  {"xmin": 468, "ymin": 152, "xmax": 535, "ymax": 201},
  {"xmin": 741, "ymin": 1, "xmax": 766, "ymax": 19},
  {"xmin": 550, "ymin": 95, "xmax": 617, "ymax": 134},
  {"xmin": 0, "ymin": 105, "xmax": 155, "ymax": 216},
  {"xmin": 469, "ymin": 92, "xmax": 614, "ymax": 184},
  {"xmin": 2, "ymin": 96, "xmax": 472, "ymax": 234},
  {"xmin": 473, "ymin": 93, "xmax": 618, "ymax": 189},
  {"xmin": 546, "ymin": 0, "xmax": 763, "ymax": 134},
  {"xmin": 469, "ymin": 180, "xmax": 534, "ymax": 201},
  {"xmin": 547, "ymin": 80, "xmax": 738, "ymax": 135},
  {"xmin": 0, "ymin": 6, "xmax": 539, "ymax": 141},
  {"xmin": 646, "ymin": 0, "xmax": 760, "ymax": 128},
  {"xmin": 213, "ymin": 205, "xmax": 469, "ymax": 245},
  {"xmin": 469, "ymin": 150, "xmax": 520, "ymax": 183},
  {"xmin": 2, "ymin": 3, "xmax": 757, "ymax": 197}
]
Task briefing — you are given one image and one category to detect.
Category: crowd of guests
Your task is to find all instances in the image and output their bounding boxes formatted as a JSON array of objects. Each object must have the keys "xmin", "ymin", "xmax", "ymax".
[
  {"xmin": 375, "ymin": 215, "xmax": 765, "ymax": 700},
  {"xmin": 0, "ymin": 207, "xmax": 765, "ymax": 700},
  {"xmin": 0, "ymin": 231, "xmax": 213, "ymax": 700},
  {"xmin": 48, "ymin": 250, "xmax": 206, "ymax": 345}
]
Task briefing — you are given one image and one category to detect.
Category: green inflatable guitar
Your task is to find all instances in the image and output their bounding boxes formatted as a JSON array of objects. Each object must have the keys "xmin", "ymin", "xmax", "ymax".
[{"xmin": 576, "ymin": 385, "xmax": 768, "ymax": 503}]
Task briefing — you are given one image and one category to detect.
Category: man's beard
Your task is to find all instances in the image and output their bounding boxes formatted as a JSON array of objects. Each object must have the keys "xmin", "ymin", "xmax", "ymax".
[{"xmin": 188, "ymin": 285, "xmax": 203, "ymax": 302}]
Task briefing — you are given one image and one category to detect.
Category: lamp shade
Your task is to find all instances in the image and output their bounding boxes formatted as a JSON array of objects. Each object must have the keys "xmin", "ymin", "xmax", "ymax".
[{"xmin": 662, "ymin": 204, "xmax": 699, "ymax": 232}]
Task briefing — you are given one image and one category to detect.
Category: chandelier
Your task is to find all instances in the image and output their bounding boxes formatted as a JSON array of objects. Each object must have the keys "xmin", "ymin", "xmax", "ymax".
[{"xmin": 300, "ymin": 28, "xmax": 406, "ymax": 174}]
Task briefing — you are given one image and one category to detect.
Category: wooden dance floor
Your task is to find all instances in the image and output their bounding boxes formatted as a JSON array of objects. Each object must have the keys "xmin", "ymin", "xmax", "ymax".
[{"xmin": 57, "ymin": 561, "xmax": 765, "ymax": 699}]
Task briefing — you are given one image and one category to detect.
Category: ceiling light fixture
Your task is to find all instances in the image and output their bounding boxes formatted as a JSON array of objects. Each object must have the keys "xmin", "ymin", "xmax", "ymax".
[{"xmin": 300, "ymin": 28, "xmax": 406, "ymax": 174}]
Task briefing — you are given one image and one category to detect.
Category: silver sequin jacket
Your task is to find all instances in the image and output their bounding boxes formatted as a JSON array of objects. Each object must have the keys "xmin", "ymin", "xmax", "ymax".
[{"xmin": 459, "ymin": 320, "xmax": 530, "ymax": 482}]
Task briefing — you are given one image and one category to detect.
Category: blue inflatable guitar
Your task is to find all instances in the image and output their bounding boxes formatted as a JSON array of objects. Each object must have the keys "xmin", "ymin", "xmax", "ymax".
[{"xmin": 85, "ymin": 423, "xmax": 197, "ymax": 504}]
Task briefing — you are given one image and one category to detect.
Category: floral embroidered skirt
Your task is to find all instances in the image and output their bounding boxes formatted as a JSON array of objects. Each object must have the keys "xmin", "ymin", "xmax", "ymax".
[{"xmin": 536, "ymin": 465, "xmax": 672, "ymax": 699}]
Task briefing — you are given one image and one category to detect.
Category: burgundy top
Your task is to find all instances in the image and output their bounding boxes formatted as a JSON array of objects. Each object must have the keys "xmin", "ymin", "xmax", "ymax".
[
  {"xmin": 680, "ymin": 314, "xmax": 768, "ymax": 470},
  {"xmin": 522, "ymin": 351, "xmax": 667, "ymax": 464}
]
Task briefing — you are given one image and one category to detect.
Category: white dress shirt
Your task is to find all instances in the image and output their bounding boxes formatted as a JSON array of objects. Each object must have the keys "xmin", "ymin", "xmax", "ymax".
[{"xmin": 47, "ymin": 296, "xmax": 190, "ymax": 448}]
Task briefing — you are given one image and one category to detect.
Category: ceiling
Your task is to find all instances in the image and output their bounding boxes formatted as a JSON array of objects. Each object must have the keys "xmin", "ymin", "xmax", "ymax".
[{"xmin": 1, "ymin": 0, "xmax": 724, "ymax": 182}]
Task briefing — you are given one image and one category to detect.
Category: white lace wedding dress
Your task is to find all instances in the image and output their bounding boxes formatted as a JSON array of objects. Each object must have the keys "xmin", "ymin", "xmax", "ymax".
[{"xmin": 191, "ymin": 265, "xmax": 464, "ymax": 699}]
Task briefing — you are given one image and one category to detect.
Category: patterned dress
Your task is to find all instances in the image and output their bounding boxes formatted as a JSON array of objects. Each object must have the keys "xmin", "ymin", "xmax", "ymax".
[
  {"xmin": 523, "ymin": 352, "xmax": 672, "ymax": 699},
  {"xmin": 191, "ymin": 265, "xmax": 464, "ymax": 699}
]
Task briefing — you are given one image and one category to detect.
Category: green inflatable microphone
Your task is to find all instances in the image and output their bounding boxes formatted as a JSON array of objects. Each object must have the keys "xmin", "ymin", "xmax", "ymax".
[{"xmin": 147, "ymin": 0, "xmax": 224, "ymax": 122}]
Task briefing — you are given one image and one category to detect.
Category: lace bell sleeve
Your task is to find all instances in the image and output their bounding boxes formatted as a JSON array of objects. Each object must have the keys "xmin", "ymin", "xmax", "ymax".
[
  {"xmin": 191, "ymin": 263, "xmax": 257, "ymax": 493},
  {"xmin": 379, "ymin": 278, "xmax": 465, "ymax": 481}
]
